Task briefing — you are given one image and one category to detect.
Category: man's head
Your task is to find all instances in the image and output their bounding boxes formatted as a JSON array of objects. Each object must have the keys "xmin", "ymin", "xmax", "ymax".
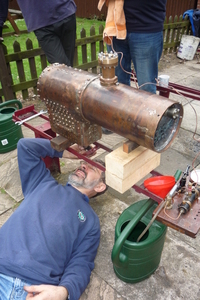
[{"xmin": 68, "ymin": 160, "xmax": 106, "ymax": 198}]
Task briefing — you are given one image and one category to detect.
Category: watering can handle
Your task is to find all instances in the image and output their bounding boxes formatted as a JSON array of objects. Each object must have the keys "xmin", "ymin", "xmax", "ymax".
[
  {"xmin": 0, "ymin": 99, "xmax": 23, "ymax": 110},
  {"xmin": 111, "ymin": 198, "xmax": 155, "ymax": 268}
]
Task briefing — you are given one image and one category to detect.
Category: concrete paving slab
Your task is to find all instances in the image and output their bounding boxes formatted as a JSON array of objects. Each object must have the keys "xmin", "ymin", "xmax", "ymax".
[
  {"xmin": 80, "ymin": 272, "xmax": 126, "ymax": 300},
  {"xmin": 159, "ymin": 60, "xmax": 200, "ymax": 86},
  {"xmin": 0, "ymin": 148, "xmax": 17, "ymax": 165},
  {"xmin": 168, "ymin": 92, "xmax": 190, "ymax": 106},
  {"xmin": 100, "ymin": 133, "xmax": 125, "ymax": 149},
  {"xmin": 0, "ymin": 156, "xmax": 23, "ymax": 202},
  {"xmin": 0, "ymin": 55, "xmax": 200, "ymax": 300},
  {"xmin": 159, "ymin": 65, "xmax": 196, "ymax": 83},
  {"xmin": 193, "ymin": 99, "xmax": 200, "ymax": 107},
  {"xmin": 0, "ymin": 209, "xmax": 15, "ymax": 228},
  {"xmin": 169, "ymin": 128, "xmax": 200, "ymax": 162},
  {"xmin": 0, "ymin": 189, "xmax": 16, "ymax": 214},
  {"xmin": 90, "ymin": 193, "xmax": 200, "ymax": 300},
  {"xmin": 181, "ymin": 102, "xmax": 200, "ymax": 134},
  {"xmin": 177, "ymin": 75, "xmax": 200, "ymax": 91},
  {"xmin": 22, "ymin": 125, "xmax": 36, "ymax": 138}
]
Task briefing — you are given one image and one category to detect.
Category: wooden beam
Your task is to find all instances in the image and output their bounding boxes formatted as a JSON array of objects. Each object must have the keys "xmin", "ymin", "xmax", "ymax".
[
  {"xmin": 7, "ymin": 11, "xmax": 20, "ymax": 35},
  {"xmin": 105, "ymin": 145, "xmax": 161, "ymax": 194},
  {"xmin": 123, "ymin": 140, "xmax": 139, "ymax": 153},
  {"xmin": 50, "ymin": 135, "xmax": 71, "ymax": 151}
]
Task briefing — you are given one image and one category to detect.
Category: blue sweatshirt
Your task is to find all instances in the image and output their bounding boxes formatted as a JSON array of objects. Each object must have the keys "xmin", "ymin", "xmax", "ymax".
[
  {"xmin": 16, "ymin": 0, "xmax": 77, "ymax": 32},
  {"xmin": 124, "ymin": 0, "xmax": 167, "ymax": 33},
  {"xmin": 0, "ymin": 138, "xmax": 100, "ymax": 300}
]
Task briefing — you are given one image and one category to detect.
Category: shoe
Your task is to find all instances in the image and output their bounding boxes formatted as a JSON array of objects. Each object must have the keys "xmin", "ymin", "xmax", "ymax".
[{"xmin": 102, "ymin": 127, "xmax": 113, "ymax": 134}]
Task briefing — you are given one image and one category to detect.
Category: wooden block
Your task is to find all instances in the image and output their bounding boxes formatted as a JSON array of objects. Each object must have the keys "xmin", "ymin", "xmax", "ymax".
[
  {"xmin": 123, "ymin": 141, "xmax": 139, "ymax": 153},
  {"xmin": 105, "ymin": 145, "xmax": 160, "ymax": 194},
  {"xmin": 50, "ymin": 135, "xmax": 71, "ymax": 151}
]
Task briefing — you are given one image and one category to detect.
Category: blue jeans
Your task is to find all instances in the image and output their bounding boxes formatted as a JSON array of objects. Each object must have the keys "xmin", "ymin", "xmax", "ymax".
[
  {"xmin": 112, "ymin": 31, "xmax": 163, "ymax": 93},
  {"xmin": 0, "ymin": 273, "xmax": 31, "ymax": 300}
]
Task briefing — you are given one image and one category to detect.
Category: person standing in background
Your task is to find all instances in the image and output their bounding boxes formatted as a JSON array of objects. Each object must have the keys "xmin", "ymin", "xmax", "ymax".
[
  {"xmin": 0, "ymin": 0, "xmax": 9, "ymax": 41},
  {"xmin": 111, "ymin": 0, "xmax": 167, "ymax": 94},
  {"xmin": 16, "ymin": 0, "xmax": 77, "ymax": 66}
]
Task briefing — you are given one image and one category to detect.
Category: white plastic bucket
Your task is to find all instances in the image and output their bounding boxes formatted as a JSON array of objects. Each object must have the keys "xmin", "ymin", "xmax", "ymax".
[{"xmin": 177, "ymin": 35, "xmax": 200, "ymax": 60}]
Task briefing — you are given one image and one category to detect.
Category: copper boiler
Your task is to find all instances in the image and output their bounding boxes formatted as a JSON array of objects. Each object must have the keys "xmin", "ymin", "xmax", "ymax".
[{"xmin": 37, "ymin": 52, "xmax": 183, "ymax": 153}]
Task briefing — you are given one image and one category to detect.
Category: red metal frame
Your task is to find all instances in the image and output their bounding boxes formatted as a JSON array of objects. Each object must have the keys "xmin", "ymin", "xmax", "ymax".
[
  {"xmin": 131, "ymin": 72, "xmax": 200, "ymax": 101},
  {"xmin": 158, "ymin": 82, "xmax": 200, "ymax": 100},
  {"xmin": 12, "ymin": 81, "xmax": 200, "ymax": 237},
  {"xmin": 13, "ymin": 78, "xmax": 200, "ymax": 202},
  {"xmin": 12, "ymin": 105, "xmax": 167, "ymax": 204}
]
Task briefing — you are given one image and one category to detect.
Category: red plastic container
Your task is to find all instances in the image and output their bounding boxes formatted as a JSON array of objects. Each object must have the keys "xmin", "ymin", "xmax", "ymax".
[{"xmin": 144, "ymin": 176, "xmax": 176, "ymax": 199}]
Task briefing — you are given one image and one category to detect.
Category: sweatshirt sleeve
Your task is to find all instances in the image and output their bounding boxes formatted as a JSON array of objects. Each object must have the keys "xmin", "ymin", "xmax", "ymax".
[
  {"xmin": 17, "ymin": 138, "xmax": 63, "ymax": 196},
  {"xmin": 59, "ymin": 216, "xmax": 100, "ymax": 300}
]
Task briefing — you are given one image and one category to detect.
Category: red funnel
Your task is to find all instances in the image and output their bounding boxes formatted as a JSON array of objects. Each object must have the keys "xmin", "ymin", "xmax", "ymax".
[{"xmin": 144, "ymin": 176, "xmax": 176, "ymax": 199}]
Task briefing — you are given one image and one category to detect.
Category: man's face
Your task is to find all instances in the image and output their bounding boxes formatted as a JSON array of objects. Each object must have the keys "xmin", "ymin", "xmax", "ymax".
[{"xmin": 68, "ymin": 161, "xmax": 103, "ymax": 190}]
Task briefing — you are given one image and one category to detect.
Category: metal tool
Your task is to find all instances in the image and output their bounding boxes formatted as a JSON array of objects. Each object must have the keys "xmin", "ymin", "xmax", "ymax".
[
  {"xmin": 178, "ymin": 188, "xmax": 199, "ymax": 215},
  {"xmin": 15, "ymin": 110, "xmax": 47, "ymax": 125},
  {"xmin": 179, "ymin": 165, "xmax": 190, "ymax": 190},
  {"xmin": 136, "ymin": 168, "xmax": 186, "ymax": 243}
]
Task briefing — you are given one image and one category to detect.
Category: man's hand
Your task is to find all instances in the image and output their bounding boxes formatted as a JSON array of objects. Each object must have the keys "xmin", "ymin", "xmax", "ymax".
[
  {"xmin": 24, "ymin": 284, "xmax": 68, "ymax": 300},
  {"xmin": 62, "ymin": 144, "xmax": 85, "ymax": 159}
]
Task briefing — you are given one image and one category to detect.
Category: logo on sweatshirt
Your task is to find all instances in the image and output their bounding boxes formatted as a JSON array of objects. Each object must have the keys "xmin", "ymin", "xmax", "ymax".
[{"xmin": 77, "ymin": 210, "xmax": 86, "ymax": 222}]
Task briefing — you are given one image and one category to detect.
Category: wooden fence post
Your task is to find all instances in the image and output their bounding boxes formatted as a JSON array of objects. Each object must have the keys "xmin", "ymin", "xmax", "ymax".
[
  {"xmin": 0, "ymin": 42, "xmax": 15, "ymax": 102},
  {"xmin": 90, "ymin": 26, "xmax": 97, "ymax": 74},
  {"xmin": 13, "ymin": 40, "xmax": 29, "ymax": 99}
]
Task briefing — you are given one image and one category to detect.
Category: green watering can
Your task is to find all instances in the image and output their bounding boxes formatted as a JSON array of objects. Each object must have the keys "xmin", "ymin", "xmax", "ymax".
[
  {"xmin": 0, "ymin": 100, "xmax": 24, "ymax": 153},
  {"xmin": 111, "ymin": 199, "xmax": 167, "ymax": 283}
]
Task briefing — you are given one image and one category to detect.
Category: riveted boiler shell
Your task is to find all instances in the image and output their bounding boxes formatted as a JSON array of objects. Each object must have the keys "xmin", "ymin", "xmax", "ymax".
[{"xmin": 37, "ymin": 64, "xmax": 183, "ymax": 153}]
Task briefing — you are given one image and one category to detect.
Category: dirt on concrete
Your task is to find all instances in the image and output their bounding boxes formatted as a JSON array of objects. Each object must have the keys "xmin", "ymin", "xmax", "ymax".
[{"xmin": 159, "ymin": 52, "xmax": 184, "ymax": 72}]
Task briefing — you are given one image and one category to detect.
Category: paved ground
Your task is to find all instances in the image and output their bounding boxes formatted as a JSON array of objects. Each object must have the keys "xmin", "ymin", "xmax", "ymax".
[{"xmin": 0, "ymin": 54, "xmax": 200, "ymax": 300}]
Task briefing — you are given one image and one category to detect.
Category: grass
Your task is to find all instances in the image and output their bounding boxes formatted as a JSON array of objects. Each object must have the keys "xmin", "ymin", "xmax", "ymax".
[
  {"xmin": 2, "ymin": 17, "xmax": 105, "ymax": 86},
  {"xmin": 0, "ymin": 188, "xmax": 6, "ymax": 194}
]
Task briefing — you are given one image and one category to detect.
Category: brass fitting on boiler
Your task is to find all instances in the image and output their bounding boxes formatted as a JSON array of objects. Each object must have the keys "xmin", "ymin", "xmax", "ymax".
[{"xmin": 98, "ymin": 51, "xmax": 118, "ymax": 86}]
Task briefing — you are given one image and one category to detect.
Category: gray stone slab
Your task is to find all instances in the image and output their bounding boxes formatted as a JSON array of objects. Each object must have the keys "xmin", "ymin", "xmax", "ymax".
[
  {"xmin": 159, "ymin": 67, "xmax": 194, "ymax": 84},
  {"xmin": 176, "ymin": 75, "xmax": 200, "ymax": 91},
  {"xmin": 21, "ymin": 118, "xmax": 50, "ymax": 138},
  {"xmin": 159, "ymin": 60, "xmax": 200, "ymax": 87},
  {"xmin": 168, "ymin": 92, "xmax": 188, "ymax": 106},
  {"xmin": 0, "ymin": 189, "xmax": 16, "ymax": 214},
  {"xmin": 0, "ymin": 56, "xmax": 200, "ymax": 300},
  {"xmin": 0, "ymin": 148, "xmax": 17, "ymax": 165},
  {"xmin": 181, "ymin": 102, "xmax": 200, "ymax": 134},
  {"xmin": 167, "ymin": 226, "xmax": 200, "ymax": 252},
  {"xmin": 169, "ymin": 128, "xmax": 200, "ymax": 162},
  {"xmin": 91, "ymin": 193, "xmax": 200, "ymax": 300},
  {"xmin": 156, "ymin": 148, "xmax": 197, "ymax": 176},
  {"xmin": 0, "ymin": 157, "xmax": 23, "ymax": 202},
  {"xmin": 80, "ymin": 272, "xmax": 126, "ymax": 300},
  {"xmin": 22, "ymin": 126, "xmax": 35, "ymax": 138},
  {"xmin": 100, "ymin": 133, "xmax": 125, "ymax": 149},
  {"xmin": 0, "ymin": 209, "xmax": 15, "ymax": 227}
]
